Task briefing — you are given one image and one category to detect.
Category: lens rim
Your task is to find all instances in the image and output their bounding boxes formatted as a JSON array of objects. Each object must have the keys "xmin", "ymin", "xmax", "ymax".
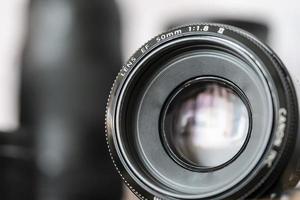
[
  {"xmin": 125, "ymin": 47, "xmax": 274, "ymax": 198},
  {"xmin": 160, "ymin": 76, "xmax": 252, "ymax": 172},
  {"xmin": 106, "ymin": 24, "xmax": 299, "ymax": 200}
]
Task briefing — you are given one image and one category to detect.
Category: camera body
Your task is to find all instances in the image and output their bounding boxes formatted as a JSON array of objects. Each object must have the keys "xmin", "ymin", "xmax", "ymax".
[{"xmin": 106, "ymin": 24, "xmax": 300, "ymax": 199}]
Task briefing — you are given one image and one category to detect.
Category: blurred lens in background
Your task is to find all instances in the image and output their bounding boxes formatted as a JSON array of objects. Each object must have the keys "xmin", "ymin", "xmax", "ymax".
[
  {"xmin": 0, "ymin": 0, "xmax": 123, "ymax": 199},
  {"xmin": 20, "ymin": 0, "xmax": 123, "ymax": 199}
]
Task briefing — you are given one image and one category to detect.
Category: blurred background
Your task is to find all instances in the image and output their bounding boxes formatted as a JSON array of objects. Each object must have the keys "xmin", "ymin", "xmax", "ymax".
[{"xmin": 0, "ymin": 0, "xmax": 299, "ymax": 200}]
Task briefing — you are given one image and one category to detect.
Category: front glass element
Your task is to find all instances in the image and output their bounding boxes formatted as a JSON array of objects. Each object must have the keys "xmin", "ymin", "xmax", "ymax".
[{"xmin": 162, "ymin": 78, "xmax": 250, "ymax": 169}]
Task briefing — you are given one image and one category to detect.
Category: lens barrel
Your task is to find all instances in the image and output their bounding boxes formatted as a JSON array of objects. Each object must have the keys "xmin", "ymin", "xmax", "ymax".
[{"xmin": 106, "ymin": 24, "xmax": 300, "ymax": 199}]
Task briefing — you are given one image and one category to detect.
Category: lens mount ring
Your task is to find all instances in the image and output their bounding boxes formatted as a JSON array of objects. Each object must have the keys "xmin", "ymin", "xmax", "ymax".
[{"xmin": 105, "ymin": 23, "xmax": 299, "ymax": 200}]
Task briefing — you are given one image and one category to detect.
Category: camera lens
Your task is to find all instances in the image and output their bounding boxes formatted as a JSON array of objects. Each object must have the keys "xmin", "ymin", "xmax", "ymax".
[
  {"xmin": 161, "ymin": 77, "xmax": 250, "ymax": 170},
  {"xmin": 106, "ymin": 24, "xmax": 300, "ymax": 199}
]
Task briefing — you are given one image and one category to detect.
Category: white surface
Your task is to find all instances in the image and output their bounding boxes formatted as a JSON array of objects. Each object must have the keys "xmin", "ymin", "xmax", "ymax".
[{"xmin": 0, "ymin": 0, "xmax": 27, "ymax": 131}]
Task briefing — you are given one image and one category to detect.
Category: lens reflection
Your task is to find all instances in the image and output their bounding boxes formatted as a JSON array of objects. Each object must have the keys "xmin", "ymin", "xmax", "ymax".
[{"xmin": 163, "ymin": 79, "xmax": 250, "ymax": 168}]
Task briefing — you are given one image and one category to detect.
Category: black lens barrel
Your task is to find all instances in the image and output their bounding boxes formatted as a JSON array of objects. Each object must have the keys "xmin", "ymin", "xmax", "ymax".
[{"xmin": 106, "ymin": 24, "xmax": 299, "ymax": 200}]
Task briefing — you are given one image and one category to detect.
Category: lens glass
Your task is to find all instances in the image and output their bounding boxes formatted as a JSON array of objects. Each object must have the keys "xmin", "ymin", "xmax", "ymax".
[{"xmin": 162, "ymin": 78, "xmax": 250, "ymax": 169}]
